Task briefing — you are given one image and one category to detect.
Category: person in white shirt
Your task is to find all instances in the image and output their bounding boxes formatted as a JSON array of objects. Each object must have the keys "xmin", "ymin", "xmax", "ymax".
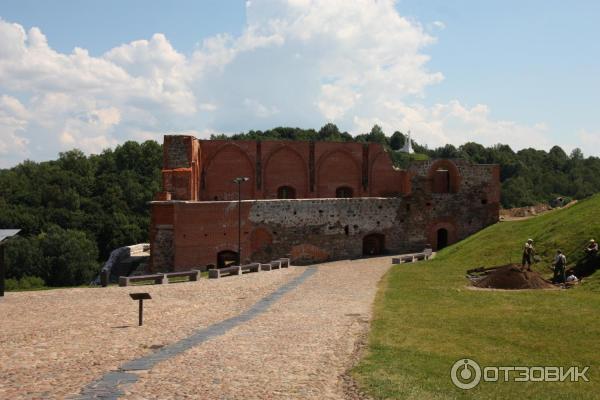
[
  {"xmin": 522, "ymin": 239, "xmax": 535, "ymax": 271},
  {"xmin": 566, "ymin": 270, "xmax": 578, "ymax": 282}
]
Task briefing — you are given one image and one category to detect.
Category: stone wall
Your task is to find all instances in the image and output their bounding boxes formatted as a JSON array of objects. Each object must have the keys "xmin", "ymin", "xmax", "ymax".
[{"xmin": 149, "ymin": 137, "xmax": 501, "ymax": 271}]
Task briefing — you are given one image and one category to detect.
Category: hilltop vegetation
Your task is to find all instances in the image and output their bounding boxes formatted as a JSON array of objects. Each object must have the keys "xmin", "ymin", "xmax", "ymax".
[
  {"xmin": 354, "ymin": 194, "xmax": 600, "ymax": 399},
  {"xmin": 0, "ymin": 141, "xmax": 162, "ymax": 287},
  {"xmin": 1, "ymin": 124, "xmax": 600, "ymax": 288}
]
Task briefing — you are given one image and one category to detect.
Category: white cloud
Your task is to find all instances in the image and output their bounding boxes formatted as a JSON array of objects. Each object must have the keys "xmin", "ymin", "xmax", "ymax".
[
  {"xmin": 0, "ymin": 95, "xmax": 30, "ymax": 161},
  {"xmin": 0, "ymin": 2, "xmax": 592, "ymax": 167},
  {"xmin": 369, "ymin": 100, "xmax": 552, "ymax": 150},
  {"xmin": 579, "ymin": 130, "xmax": 600, "ymax": 152},
  {"xmin": 432, "ymin": 21, "xmax": 446, "ymax": 30}
]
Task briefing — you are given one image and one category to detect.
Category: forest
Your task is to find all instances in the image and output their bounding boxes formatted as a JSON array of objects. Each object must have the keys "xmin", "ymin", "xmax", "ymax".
[{"xmin": 2, "ymin": 124, "xmax": 599, "ymax": 288}]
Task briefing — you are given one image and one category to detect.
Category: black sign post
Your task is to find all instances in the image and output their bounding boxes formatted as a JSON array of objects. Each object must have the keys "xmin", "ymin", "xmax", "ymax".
[{"xmin": 129, "ymin": 292, "xmax": 152, "ymax": 326}]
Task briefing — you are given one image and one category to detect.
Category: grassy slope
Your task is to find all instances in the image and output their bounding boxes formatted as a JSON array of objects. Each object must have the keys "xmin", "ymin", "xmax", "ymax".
[{"xmin": 354, "ymin": 194, "xmax": 600, "ymax": 399}]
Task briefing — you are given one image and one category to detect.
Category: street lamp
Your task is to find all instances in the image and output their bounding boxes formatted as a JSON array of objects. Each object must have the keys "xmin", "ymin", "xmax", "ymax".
[{"xmin": 232, "ymin": 177, "xmax": 249, "ymax": 265}]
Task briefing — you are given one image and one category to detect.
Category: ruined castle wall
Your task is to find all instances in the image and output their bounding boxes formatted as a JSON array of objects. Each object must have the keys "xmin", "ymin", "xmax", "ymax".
[
  {"xmin": 151, "ymin": 190, "xmax": 496, "ymax": 271},
  {"xmin": 157, "ymin": 136, "xmax": 410, "ymax": 202},
  {"xmin": 149, "ymin": 138, "xmax": 500, "ymax": 271}
]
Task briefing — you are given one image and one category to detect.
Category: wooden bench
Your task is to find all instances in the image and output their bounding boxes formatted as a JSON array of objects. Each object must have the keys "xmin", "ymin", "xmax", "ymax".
[
  {"xmin": 401, "ymin": 255, "xmax": 414, "ymax": 263},
  {"xmin": 164, "ymin": 270, "xmax": 200, "ymax": 282},
  {"xmin": 209, "ymin": 265, "xmax": 242, "ymax": 279},
  {"xmin": 268, "ymin": 260, "xmax": 282, "ymax": 269},
  {"xmin": 119, "ymin": 273, "xmax": 165, "ymax": 287}
]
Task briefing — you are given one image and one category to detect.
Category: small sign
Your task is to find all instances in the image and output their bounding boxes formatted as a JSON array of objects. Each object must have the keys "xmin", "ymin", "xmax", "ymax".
[
  {"xmin": 129, "ymin": 292, "xmax": 152, "ymax": 300},
  {"xmin": 129, "ymin": 292, "xmax": 152, "ymax": 326}
]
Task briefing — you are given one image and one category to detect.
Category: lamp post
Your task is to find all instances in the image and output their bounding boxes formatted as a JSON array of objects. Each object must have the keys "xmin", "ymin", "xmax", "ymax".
[{"xmin": 232, "ymin": 177, "xmax": 249, "ymax": 265}]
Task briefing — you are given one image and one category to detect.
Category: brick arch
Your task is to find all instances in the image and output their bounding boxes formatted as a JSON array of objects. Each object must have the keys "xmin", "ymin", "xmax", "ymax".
[
  {"xmin": 427, "ymin": 159, "xmax": 461, "ymax": 193},
  {"xmin": 369, "ymin": 151, "xmax": 402, "ymax": 196},
  {"xmin": 427, "ymin": 218, "xmax": 458, "ymax": 251},
  {"xmin": 316, "ymin": 149, "xmax": 361, "ymax": 198},
  {"xmin": 263, "ymin": 145, "xmax": 308, "ymax": 198},
  {"xmin": 203, "ymin": 143, "xmax": 255, "ymax": 200}
]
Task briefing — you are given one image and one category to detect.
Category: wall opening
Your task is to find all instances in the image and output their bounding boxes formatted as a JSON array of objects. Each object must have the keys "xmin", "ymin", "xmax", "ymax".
[
  {"xmin": 277, "ymin": 186, "xmax": 296, "ymax": 199},
  {"xmin": 217, "ymin": 250, "xmax": 238, "ymax": 268},
  {"xmin": 336, "ymin": 186, "xmax": 354, "ymax": 198},
  {"xmin": 437, "ymin": 228, "xmax": 449, "ymax": 250},
  {"xmin": 428, "ymin": 160, "xmax": 460, "ymax": 194},
  {"xmin": 433, "ymin": 169, "xmax": 450, "ymax": 193},
  {"xmin": 362, "ymin": 233, "xmax": 385, "ymax": 256}
]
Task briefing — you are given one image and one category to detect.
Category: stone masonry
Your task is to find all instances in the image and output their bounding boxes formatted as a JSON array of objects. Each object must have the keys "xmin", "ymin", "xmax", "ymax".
[{"xmin": 149, "ymin": 136, "xmax": 500, "ymax": 272}]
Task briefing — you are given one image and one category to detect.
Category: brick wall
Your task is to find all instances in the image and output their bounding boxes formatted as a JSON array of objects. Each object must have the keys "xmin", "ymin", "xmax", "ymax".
[
  {"xmin": 149, "ymin": 137, "xmax": 501, "ymax": 271},
  {"xmin": 158, "ymin": 136, "xmax": 411, "ymax": 201}
]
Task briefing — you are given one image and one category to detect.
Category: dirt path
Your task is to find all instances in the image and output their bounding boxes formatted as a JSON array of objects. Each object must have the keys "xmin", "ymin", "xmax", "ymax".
[{"xmin": 0, "ymin": 257, "xmax": 394, "ymax": 399}]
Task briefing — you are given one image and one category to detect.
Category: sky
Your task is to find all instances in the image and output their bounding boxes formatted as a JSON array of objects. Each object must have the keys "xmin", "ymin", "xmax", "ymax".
[{"xmin": 0, "ymin": 0, "xmax": 599, "ymax": 167}]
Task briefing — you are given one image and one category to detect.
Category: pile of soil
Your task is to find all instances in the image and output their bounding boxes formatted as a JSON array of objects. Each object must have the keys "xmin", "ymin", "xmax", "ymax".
[{"xmin": 470, "ymin": 264, "xmax": 556, "ymax": 289}]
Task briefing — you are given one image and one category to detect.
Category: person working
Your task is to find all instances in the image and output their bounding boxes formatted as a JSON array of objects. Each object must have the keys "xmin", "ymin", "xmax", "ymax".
[
  {"xmin": 522, "ymin": 239, "xmax": 535, "ymax": 271},
  {"xmin": 552, "ymin": 250, "xmax": 567, "ymax": 284},
  {"xmin": 585, "ymin": 239, "xmax": 598, "ymax": 257}
]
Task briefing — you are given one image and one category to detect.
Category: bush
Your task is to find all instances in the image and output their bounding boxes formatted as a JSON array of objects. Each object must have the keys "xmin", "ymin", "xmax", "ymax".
[
  {"xmin": 4, "ymin": 276, "xmax": 46, "ymax": 291},
  {"xmin": 4, "ymin": 278, "xmax": 19, "ymax": 291},
  {"xmin": 18, "ymin": 276, "xmax": 46, "ymax": 289}
]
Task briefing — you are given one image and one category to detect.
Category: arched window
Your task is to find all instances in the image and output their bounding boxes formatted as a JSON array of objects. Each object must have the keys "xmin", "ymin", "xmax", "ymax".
[
  {"xmin": 277, "ymin": 186, "xmax": 296, "ymax": 199},
  {"xmin": 336, "ymin": 186, "xmax": 353, "ymax": 198}
]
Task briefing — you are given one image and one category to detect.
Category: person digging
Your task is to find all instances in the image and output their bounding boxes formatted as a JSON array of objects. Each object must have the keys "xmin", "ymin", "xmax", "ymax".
[
  {"xmin": 552, "ymin": 249, "xmax": 567, "ymax": 285},
  {"xmin": 585, "ymin": 239, "xmax": 598, "ymax": 257},
  {"xmin": 522, "ymin": 239, "xmax": 535, "ymax": 271}
]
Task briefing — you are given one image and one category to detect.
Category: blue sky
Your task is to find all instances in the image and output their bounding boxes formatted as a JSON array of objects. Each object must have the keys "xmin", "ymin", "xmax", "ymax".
[{"xmin": 0, "ymin": 0, "xmax": 598, "ymax": 167}]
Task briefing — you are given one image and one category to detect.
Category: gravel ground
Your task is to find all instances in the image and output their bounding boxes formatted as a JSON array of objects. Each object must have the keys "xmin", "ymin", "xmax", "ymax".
[
  {"xmin": 123, "ymin": 257, "xmax": 391, "ymax": 399},
  {"xmin": 0, "ymin": 268, "xmax": 302, "ymax": 399},
  {"xmin": 1, "ymin": 256, "xmax": 392, "ymax": 399}
]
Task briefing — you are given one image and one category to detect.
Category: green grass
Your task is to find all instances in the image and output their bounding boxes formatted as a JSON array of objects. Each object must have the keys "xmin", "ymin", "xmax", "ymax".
[{"xmin": 353, "ymin": 194, "xmax": 600, "ymax": 399}]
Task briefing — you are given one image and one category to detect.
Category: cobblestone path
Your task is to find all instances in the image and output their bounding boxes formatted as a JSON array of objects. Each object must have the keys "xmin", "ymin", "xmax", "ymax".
[{"xmin": 0, "ymin": 256, "xmax": 393, "ymax": 399}]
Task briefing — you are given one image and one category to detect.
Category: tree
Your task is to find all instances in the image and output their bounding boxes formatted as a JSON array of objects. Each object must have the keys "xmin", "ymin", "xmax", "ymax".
[
  {"xmin": 5, "ymin": 236, "xmax": 43, "ymax": 280},
  {"xmin": 318, "ymin": 123, "xmax": 342, "ymax": 141},
  {"xmin": 570, "ymin": 148, "xmax": 584, "ymax": 161},
  {"xmin": 390, "ymin": 131, "xmax": 405, "ymax": 150},
  {"xmin": 367, "ymin": 125, "xmax": 388, "ymax": 145},
  {"xmin": 39, "ymin": 226, "xmax": 99, "ymax": 286}
]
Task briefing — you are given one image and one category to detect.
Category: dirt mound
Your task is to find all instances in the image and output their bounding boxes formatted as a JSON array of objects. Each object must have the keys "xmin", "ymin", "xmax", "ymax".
[{"xmin": 470, "ymin": 264, "xmax": 556, "ymax": 289}]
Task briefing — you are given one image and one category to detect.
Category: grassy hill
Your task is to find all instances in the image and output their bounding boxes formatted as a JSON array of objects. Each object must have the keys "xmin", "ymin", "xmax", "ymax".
[{"xmin": 353, "ymin": 194, "xmax": 600, "ymax": 399}]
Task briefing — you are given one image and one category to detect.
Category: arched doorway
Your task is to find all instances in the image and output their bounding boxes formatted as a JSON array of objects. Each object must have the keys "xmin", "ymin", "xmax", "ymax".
[
  {"xmin": 336, "ymin": 186, "xmax": 353, "ymax": 198},
  {"xmin": 437, "ymin": 228, "xmax": 448, "ymax": 250},
  {"xmin": 217, "ymin": 250, "xmax": 238, "ymax": 268},
  {"xmin": 427, "ymin": 160, "xmax": 460, "ymax": 194},
  {"xmin": 277, "ymin": 186, "xmax": 296, "ymax": 199},
  {"xmin": 363, "ymin": 234, "xmax": 385, "ymax": 256}
]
